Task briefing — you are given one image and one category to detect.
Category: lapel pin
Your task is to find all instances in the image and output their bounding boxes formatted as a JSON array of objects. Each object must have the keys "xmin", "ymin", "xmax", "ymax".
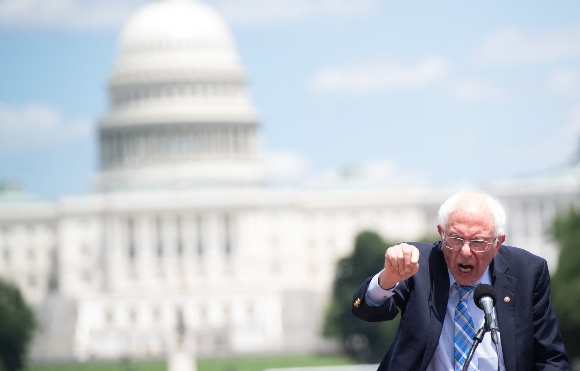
[
  {"xmin": 504, "ymin": 296, "xmax": 511, "ymax": 303},
  {"xmin": 354, "ymin": 298, "xmax": 361, "ymax": 308}
]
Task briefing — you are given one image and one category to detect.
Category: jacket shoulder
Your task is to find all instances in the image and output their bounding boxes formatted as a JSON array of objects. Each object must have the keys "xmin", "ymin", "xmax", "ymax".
[{"xmin": 497, "ymin": 244, "xmax": 547, "ymax": 267}]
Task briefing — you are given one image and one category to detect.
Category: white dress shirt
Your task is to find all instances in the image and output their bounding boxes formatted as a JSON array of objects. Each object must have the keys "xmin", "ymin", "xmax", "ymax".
[{"xmin": 365, "ymin": 267, "xmax": 505, "ymax": 371}]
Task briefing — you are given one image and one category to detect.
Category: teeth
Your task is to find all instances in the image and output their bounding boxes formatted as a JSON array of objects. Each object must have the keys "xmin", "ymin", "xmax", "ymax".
[{"xmin": 459, "ymin": 265, "xmax": 472, "ymax": 273}]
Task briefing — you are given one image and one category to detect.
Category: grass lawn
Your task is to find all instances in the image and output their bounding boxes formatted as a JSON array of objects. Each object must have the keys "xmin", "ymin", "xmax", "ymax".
[{"xmin": 26, "ymin": 354, "xmax": 359, "ymax": 371}]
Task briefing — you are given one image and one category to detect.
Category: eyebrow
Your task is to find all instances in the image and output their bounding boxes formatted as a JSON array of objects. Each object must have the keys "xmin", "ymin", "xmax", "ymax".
[{"xmin": 447, "ymin": 233, "xmax": 491, "ymax": 240}]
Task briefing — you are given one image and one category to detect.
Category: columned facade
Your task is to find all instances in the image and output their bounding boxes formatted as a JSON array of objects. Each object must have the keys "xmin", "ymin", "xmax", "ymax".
[{"xmin": 100, "ymin": 123, "xmax": 259, "ymax": 170}]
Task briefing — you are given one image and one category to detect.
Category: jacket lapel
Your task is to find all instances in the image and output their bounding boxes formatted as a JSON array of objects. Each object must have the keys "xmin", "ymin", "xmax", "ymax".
[
  {"xmin": 422, "ymin": 245, "xmax": 450, "ymax": 370},
  {"xmin": 490, "ymin": 251, "xmax": 517, "ymax": 371}
]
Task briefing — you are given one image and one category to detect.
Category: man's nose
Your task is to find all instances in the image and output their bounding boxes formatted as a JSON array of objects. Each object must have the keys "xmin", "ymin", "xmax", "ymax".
[{"xmin": 460, "ymin": 241, "xmax": 473, "ymax": 256}]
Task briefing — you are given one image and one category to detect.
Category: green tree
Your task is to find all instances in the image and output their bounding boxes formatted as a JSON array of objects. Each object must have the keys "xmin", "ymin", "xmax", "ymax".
[
  {"xmin": 323, "ymin": 231, "xmax": 399, "ymax": 363},
  {"xmin": 0, "ymin": 279, "xmax": 36, "ymax": 371},
  {"xmin": 324, "ymin": 231, "xmax": 440, "ymax": 362},
  {"xmin": 550, "ymin": 207, "xmax": 580, "ymax": 360}
]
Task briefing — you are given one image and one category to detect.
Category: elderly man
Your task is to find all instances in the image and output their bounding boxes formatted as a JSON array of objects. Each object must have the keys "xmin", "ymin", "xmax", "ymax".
[{"xmin": 352, "ymin": 190, "xmax": 569, "ymax": 371}]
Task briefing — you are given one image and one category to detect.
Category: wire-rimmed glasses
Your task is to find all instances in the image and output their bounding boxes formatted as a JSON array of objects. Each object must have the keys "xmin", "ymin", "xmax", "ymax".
[{"xmin": 444, "ymin": 235, "xmax": 497, "ymax": 252}]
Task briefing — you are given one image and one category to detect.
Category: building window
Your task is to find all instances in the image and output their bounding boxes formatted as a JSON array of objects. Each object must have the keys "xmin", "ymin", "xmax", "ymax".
[
  {"xmin": 27, "ymin": 275, "xmax": 37, "ymax": 288},
  {"xmin": 224, "ymin": 215, "xmax": 232, "ymax": 256},
  {"xmin": 246, "ymin": 303, "xmax": 255, "ymax": 323},
  {"xmin": 129, "ymin": 309, "xmax": 137, "ymax": 325},
  {"xmin": 176, "ymin": 218, "xmax": 184, "ymax": 257},
  {"xmin": 223, "ymin": 304, "xmax": 231, "ymax": 326},
  {"xmin": 156, "ymin": 218, "xmax": 163, "ymax": 258},
  {"xmin": 127, "ymin": 219, "xmax": 136, "ymax": 260},
  {"xmin": 48, "ymin": 248, "xmax": 59, "ymax": 291},
  {"xmin": 3, "ymin": 249, "xmax": 10, "ymax": 262},
  {"xmin": 199, "ymin": 305, "xmax": 207, "ymax": 325},
  {"xmin": 176, "ymin": 307, "xmax": 185, "ymax": 338},
  {"xmin": 152, "ymin": 307, "xmax": 160, "ymax": 323},
  {"xmin": 196, "ymin": 216, "xmax": 204, "ymax": 256},
  {"xmin": 105, "ymin": 309, "xmax": 114, "ymax": 325}
]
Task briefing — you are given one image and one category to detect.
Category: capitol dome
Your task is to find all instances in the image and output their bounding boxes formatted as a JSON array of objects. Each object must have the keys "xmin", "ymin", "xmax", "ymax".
[
  {"xmin": 96, "ymin": 0, "xmax": 264, "ymax": 192},
  {"xmin": 115, "ymin": 0, "xmax": 241, "ymax": 77}
]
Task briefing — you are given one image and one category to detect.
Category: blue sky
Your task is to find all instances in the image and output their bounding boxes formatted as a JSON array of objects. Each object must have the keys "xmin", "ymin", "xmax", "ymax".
[{"xmin": 0, "ymin": 0, "xmax": 579, "ymax": 199}]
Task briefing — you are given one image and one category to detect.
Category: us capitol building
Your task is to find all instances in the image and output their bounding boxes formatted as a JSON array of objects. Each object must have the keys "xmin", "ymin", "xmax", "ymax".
[{"xmin": 0, "ymin": 0, "xmax": 578, "ymax": 363}]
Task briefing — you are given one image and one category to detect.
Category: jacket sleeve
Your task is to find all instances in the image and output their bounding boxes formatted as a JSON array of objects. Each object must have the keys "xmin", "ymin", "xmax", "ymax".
[
  {"xmin": 351, "ymin": 276, "xmax": 409, "ymax": 323},
  {"xmin": 531, "ymin": 260, "xmax": 569, "ymax": 370}
]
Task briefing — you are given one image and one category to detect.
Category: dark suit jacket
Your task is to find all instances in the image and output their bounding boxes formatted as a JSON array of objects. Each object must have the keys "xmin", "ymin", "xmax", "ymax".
[{"xmin": 352, "ymin": 241, "xmax": 569, "ymax": 371}]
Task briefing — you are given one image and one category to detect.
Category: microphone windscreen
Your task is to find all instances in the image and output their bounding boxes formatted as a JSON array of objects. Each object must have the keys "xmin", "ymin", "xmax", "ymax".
[{"xmin": 474, "ymin": 284, "xmax": 497, "ymax": 309}]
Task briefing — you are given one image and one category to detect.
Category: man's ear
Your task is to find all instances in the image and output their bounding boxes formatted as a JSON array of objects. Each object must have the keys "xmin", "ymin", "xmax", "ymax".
[
  {"xmin": 437, "ymin": 225, "xmax": 444, "ymax": 238},
  {"xmin": 497, "ymin": 234, "xmax": 506, "ymax": 247}
]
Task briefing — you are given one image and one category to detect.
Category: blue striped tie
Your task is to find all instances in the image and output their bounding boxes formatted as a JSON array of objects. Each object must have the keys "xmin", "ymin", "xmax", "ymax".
[{"xmin": 454, "ymin": 284, "xmax": 478, "ymax": 371}]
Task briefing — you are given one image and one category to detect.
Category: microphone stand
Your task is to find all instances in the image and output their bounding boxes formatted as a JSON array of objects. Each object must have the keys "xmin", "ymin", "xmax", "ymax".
[{"xmin": 462, "ymin": 325, "xmax": 487, "ymax": 371}]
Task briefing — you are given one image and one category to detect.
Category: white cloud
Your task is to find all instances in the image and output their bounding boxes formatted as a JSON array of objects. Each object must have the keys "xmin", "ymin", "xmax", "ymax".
[
  {"xmin": 0, "ymin": 103, "xmax": 92, "ymax": 150},
  {"xmin": 309, "ymin": 57, "xmax": 449, "ymax": 95},
  {"xmin": 212, "ymin": 0, "xmax": 377, "ymax": 25},
  {"xmin": 265, "ymin": 150, "xmax": 310, "ymax": 182},
  {"xmin": 474, "ymin": 27, "xmax": 580, "ymax": 66},
  {"xmin": 0, "ymin": 0, "xmax": 376, "ymax": 30},
  {"xmin": 448, "ymin": 79, "xmax": 509, "ymax": 104},
  {"xmin": 0, "ymin": 0, "xmax": 145, "ymax": 30},
  {"xmin": 548, "ymin": 69, "xmax": 580, "ymax": 93}
]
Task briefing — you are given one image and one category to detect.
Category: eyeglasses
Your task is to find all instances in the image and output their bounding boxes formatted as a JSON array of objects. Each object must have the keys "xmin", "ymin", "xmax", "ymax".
[{"xmin": 444, "ymin": 235, "xmax": 497, "ymax": 252}]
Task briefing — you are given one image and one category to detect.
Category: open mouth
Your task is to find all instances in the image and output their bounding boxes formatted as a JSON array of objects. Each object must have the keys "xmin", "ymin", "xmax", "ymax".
[{"xmin": 459, "ymin": 264, "xmax": 473, "ymax": 273}]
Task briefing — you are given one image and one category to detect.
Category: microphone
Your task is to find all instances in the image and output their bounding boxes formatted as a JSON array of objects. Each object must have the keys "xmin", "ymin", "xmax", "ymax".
[{"xmin": 474, "ymin": 284, "xmax": 499, "ymax": 345}]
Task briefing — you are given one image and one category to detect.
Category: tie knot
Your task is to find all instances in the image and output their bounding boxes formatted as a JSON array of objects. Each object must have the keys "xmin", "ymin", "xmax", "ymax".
[{"xmin": 455, "ymin": 283, "xmax": 476, "ymax": 301}]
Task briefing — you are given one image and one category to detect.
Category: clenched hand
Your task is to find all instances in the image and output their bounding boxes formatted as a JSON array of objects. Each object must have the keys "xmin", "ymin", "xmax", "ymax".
[{"xmin": 378, "ymin": 243, "xmax": 420, "ymax": 290}]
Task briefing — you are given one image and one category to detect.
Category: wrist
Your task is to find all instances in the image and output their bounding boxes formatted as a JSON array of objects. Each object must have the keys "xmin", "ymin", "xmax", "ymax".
[{"xmin": 378, "ymin": 271, "xmax": 397, "ymax": 290}]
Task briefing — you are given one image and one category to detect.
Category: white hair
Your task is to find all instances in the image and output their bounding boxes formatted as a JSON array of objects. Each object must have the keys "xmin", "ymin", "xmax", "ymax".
[{"xmin": 437, "ymin": 190, "xmax": 506, "ymax": 237}]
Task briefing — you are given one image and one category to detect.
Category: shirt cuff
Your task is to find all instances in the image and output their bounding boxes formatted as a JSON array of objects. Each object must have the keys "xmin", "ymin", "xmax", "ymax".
[{"xmin": 365, "ymin": 272, "xmax": 398, "ymax": 306}]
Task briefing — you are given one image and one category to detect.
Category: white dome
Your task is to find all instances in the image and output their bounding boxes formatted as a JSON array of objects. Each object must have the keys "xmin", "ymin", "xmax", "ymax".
[
  {"xmin": 115, "ymin": 0, "xmax": 241, "ymax": 76},
  {"xmin": 97, "ymin": 0, "xmax": 265, "ymax": 191}
]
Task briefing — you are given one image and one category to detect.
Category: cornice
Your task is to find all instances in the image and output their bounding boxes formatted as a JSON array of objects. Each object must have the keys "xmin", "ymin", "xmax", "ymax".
[{"xmin": 109, "ymin": 66, "xmax": 245, "ymax": 86}]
